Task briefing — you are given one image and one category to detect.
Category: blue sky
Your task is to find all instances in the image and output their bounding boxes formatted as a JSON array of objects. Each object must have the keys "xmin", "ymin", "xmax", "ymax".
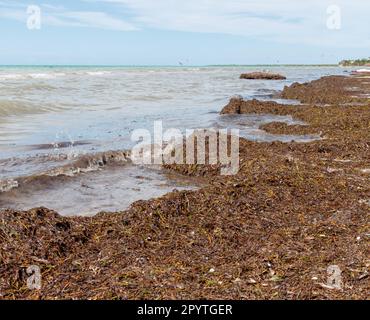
[{"xmin": 0, "ymin": 0, "xmax": 369, "ymax": 65}]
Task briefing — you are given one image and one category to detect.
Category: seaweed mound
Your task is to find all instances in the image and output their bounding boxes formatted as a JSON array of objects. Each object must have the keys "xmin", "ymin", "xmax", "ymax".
[
  {"xmin": 240, "ymin": 72, "xmax": 286, "ymax": 80},
  {"xmin": 220, "ymin": 97, "xmax": 288, "ymax": 115},
  {"xmin": 280, "ymin": 76, "xmax": 363, "ymax": 104},
  {"xmin": 1, "ymin": 75, "xmax": 369, "ymax": 300}
]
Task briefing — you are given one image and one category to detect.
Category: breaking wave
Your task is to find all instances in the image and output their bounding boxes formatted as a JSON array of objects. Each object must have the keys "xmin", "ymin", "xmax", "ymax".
[
  {"xmin": 0, "ymin": 100, "xmax": 64, "ymax": 117},
  {"xmin": 0, "ymin": 150, "xmax": 132, "ymax": 194}
]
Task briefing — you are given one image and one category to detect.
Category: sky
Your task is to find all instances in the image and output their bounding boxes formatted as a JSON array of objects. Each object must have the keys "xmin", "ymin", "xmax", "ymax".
[{"xmin": 0, "ymin": 0, "xmax": 369, "ymax": 65}]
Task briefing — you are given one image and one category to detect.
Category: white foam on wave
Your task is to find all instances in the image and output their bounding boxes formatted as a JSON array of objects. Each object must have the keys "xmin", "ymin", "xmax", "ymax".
[
  {"xmin": 0, "ymin": 72, "xmax": 67, "ymax": 81},
  {"xmin": 0, "ymin": 179, "xmax": 19, "ymax": 192},
  {"xmin": 186, "ymin": 68, "xmax": 201, "ymax": 72},
  {"xmin": 0, "ymin": 74, "xmax": 27, "ymax": 80},
  {"xmin": 86, "ymin": 71, "xmax": 112, "ymax": 76},
  {"xmin": 29, "ymin": 72, "xmax": 66, "ymax": 79}
]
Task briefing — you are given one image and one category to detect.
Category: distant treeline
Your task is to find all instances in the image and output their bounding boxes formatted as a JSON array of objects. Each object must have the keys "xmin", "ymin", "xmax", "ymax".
[{"xmin": 339, "ymin": 58, "xmax": 370, "ymax": 66}]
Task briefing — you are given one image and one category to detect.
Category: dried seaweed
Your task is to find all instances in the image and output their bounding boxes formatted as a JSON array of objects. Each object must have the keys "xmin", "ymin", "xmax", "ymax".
[{"xmin": 0, "ymin": 75, "xmax": 369, "ymax": 300}]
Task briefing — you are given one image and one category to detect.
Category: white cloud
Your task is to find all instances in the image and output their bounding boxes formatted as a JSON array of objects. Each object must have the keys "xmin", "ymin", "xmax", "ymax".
[
  {"xmin": 1, "ymin": 0, "xmax": 369, "ymax": 47},
  {"xmin": 98, "ymin": 0, "xmax": 370, "ymax": 47},
  {"xmin": 51, "ymin": 11, "xmax": 137, "ymax": 31},
  {"xmin": 0, "ymin": 8, "xmax": 26, "ymax": 22},
  {"xmin": 0, "ymin": 1, "xmax": 137, "ymax": 31}
]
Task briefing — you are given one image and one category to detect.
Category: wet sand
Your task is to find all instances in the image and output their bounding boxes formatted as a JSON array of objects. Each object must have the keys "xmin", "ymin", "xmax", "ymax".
[{"xmin": 0, "ymin": 75, "xmax": 369, "ymax": 300}]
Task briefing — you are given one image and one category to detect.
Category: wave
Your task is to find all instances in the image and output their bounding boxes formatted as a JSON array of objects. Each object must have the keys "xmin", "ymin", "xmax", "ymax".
[
  {"xmin": 130, "ymin": 95, "xmax": 173, "ymax": 101},
  {"xmin": 0, "ymin": 72, "xmax": 67, "ymax": 80},
  {"xmin": 0, "ymin": 74, "xmax": 26, "ymax": 80},
  {"xmin": 0, "ymin": 100, "xmax": 64, "ymax": 117},
  {"xmin": 0, "ymin": 100, "xmax": 44, "ymax": 117},
  {"xmin": 0, "ymin": 149, "xmax": 132, "ymax": 194},
  {"xmin": 0, "ymin": 179, "xmax": 19, "ymax": 192},
  {"xmin": 28, "ymin": 73, "xmax": 66, "ymax": 79},
  {"xmin": 0, "ymin": 68, "xmax": 205, "ymax": 81},
  {"xmin": 46, "ymin": 150, "xmax": 131, "ymax": 177},
  {"xmin": 85, "ymin": 71, "xmax": 112, "ymax": 76},
  {"xmin": 18, "ymin": 83, "xmax": 57, "ymax": 92}
]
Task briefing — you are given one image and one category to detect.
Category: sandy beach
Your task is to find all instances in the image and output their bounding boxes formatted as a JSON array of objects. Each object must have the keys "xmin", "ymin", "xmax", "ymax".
[{"xmin": 1, "ymin": 73, "xmax": 369, "ymax": 299}]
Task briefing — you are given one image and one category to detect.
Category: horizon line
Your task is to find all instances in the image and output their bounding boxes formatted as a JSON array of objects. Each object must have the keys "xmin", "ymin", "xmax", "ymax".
[{"xmin": 0, "ymin": 64, "xmax": 340, "ymax": 67}]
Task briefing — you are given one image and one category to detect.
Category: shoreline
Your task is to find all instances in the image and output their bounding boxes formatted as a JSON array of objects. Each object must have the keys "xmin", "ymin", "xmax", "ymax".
[
  {"xmin": 0, "ymin": 64, "xmax": 342, "ymax": 68},
  {"xmin": 0, "ymin": 74, "xmax": 369, "ymax": 299}
]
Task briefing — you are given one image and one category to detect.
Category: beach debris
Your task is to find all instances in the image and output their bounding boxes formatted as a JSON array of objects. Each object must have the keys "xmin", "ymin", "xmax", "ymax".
[
  {"xmin": 240, "ymin": 72, "xmax": 286, "ymax": 80},
  {"xmin": 351, "ymin": 69, "xmax": 370, "ymax": 76},
  {"xmin": 0, "ymin": 75, "xmax": 369, "ymax": 300}
]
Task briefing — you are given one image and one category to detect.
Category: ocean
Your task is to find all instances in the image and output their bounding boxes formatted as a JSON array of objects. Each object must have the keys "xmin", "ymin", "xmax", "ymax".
[{"xmin": 0, "ymin": 65, "xmax": 353, "ymax": 215}]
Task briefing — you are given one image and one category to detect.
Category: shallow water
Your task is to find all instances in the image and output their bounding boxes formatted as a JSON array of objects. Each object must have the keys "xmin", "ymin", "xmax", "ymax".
[
  {"xmin": 0, "ymin": 164, "xmax": 198, "ymax": 216},
  {"xmin": 0, "ymin": 65, "xmax": 352, "ymax": 214}
]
